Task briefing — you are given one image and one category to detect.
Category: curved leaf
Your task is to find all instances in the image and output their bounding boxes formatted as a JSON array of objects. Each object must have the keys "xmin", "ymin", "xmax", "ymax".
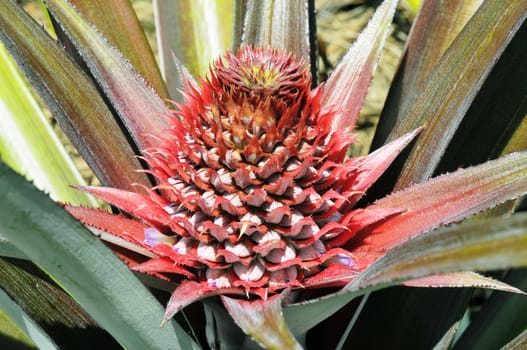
[
  {"xmin": 0, "ymin": 1, "xmax": 149, "ymax": 190},
  {"xmin": 68, "ymin": 0, "xmax": 169, "ymax": 99},
  {"xmin": 382, "ymin": 0, "xmax": 527, "ymax": 188},
  {"xmin": 284, "ymin": 213, "xmax": 527, "ymax": 336},
  {"xmin": 0, "ymin": 237, "xmax": 26, "ymax": 260},
  {"xmin": 321, "ymin": 0, "xmax": 398, "ymax": 133},
  {"xmin": 357, "ymin": 151, "xmax": 527, "ymax": 251},
  {"xmin": 0, "ymin": 288, "xmax": 56, "ymax": 350},
  {"xmin": 44, "ymin": 0, "xmax": 171, "ymax": 150},
  {"xmin": 0, "ymin": 41, "xmax": 96, "ymax": 206},
  {"xmin": 352, "ymin": 214, "xmax": 527, "ymax": 288},
  {"xmin": 373, "ymin": 0, "xmax": 483, "ymax": 145},
  {"xmin": 0, "ymin": 161, "xmax": 200, "ymax": 350}
]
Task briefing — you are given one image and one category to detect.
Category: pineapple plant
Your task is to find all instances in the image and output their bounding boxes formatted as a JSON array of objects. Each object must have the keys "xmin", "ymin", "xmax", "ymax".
[{"xmin": 0, "ymin": 0, "xmax": 526, "ymax": 349}]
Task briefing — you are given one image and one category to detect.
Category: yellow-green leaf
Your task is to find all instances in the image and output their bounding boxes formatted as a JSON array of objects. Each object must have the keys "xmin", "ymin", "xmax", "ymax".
[
  {"xmin": 0, "ymin": 41, "xmax": 96, "ymax": 206},
  {"xmin": 0, "ymin": 0, "xmax": 149, "ymax": 190}
]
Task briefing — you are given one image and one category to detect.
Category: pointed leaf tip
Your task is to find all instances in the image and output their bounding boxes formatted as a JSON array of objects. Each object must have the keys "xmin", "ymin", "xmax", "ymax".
[
  {"xmin": 171, "ymin": 51, "xmax": 199, "ymax": 93},
  {"xmin": 354, "ymin": 128, "xmax": 422, "ymax": 194},
  {"xmin": 222, "ymin": 291, "xmax": 303, "ymax": 350},
  {"xmin": 356, "ymin": 151, "xmax": 527, "ymax": 251},
  {"xmin": 404, "ymin": 272, "xmax": 527, "ymax": 295},
  {"xmin": 162, "ymin": 280, "xmax": 245, "ymax": 327},
  {"xmin": 321, "ymin": 0, "xmax": 398, "ymax": 133},
  {"xmin": 351, "ymin": 212, "xmax": 527, "ymax": 291}
]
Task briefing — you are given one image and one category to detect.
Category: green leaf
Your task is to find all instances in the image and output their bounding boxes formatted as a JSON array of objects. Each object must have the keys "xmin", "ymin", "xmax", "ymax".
[
  {"xmin": 360, "ymin": 10, "xmax": 527, "ymax": 345},
  {"xmin": 0, "ymin": 161, "xmax": 200, "ymax": 350},
  {"xmin": 67, "ymin": 0, "xmax": 169, "ymax": 99},
  {"xmin": 436, "ymin": 20, "xmax": 527, "ymax": 171},
  {"xmin": 305, "ymin": 142, "xmax": 527, "ymax": 340},
  {"xmin": 284, "ymin": 212, "xmax": 527, "ymax": 337},
  {"xmin": 284, "ymin": 279, "xmax": 389, "ymax": 338},
  {"xmin": 379, "ymin": 0, "xmax": 527, "ymax": 188},
  {"xmin": 344, "ymin": 287, "xmax": 471, "ymax": 349},
  {"xmin": 0, "ymin": 258, "xmax": 120, "ymax": 349},
  {"xmin": 241, "ymin": 0, "xmax": 310, "ymax": 63},
  {"xmin": 44, "ymin": 0, "xmax": 171, "ymax": 150},
  {"xmin": 373, "ymin": 0, "xmax": 483, "ymax": 146},
  {"xmin": 342, "ymin": 215, "xmax": 527, "ymax": 348},
  {"xmin": 0, "ymin": 41, "xmax": 96, "ymax": 206},
  {"xmin": 0, "ymin": 288, "xmax": 53, "ymax": 350},
  {"xmin": 432, "ymin": 320, "xmax": 461, "ymax": 350},
  {"xmin": 153, "ymin": 0, "xmax": 233, "ymax": 98},
  {"xmin": 202, "ymin": 300, "xmax": 246, "ymax": 350},
  {"xmin": 0, "ymin": 237, "xmax": 26, "ymax": 260},
  {"xmin": 0, "ymin": 1, "xmax": 150, "ymax": 191}
]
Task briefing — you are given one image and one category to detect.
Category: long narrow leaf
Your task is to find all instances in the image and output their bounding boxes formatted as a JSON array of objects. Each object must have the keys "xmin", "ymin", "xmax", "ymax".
[
  {"xmin": 68, "ymin": 0, "xmax": 169, "ymax": 99},
  {"xmin": 0, "ymin": 1, "xmax": 149, "ymax": 191},
  {"xmin": 0, "ymin": 258, "xmax": 120, "ymax": 349},
  {"xmin": 0, "ymin": 288, "xmax": 56, "ymax": 350},
  {"xmin": 360, "ymin": 7, "xmax": 527, "ymax": 344},
  {"xmin": 241, "ymin": 0, "xmax": 310, "ymax": 64},
  {"xmin": 44, "ymin": 0, "xmax": 171, "ymax": 150},
  {"xmin": 351, "ymin": 214, "xmax": 527, "ymax": 288},
  {"xmin": 283, "ymin": 213, "xmax": 527, "ymax": 336},
  {"xmin": 153, "ymin": 0, "xmax": 233, "ymax": 98},
  {"xmin": 373, "ymin": 0, "xmax": 483, "ymax": 145},
  {"xmin": 321, "ymin": 0, "xmax": 398, "ymax": 134},
  {"xmin": 436, "ymin": 20, "xmax": 527, "ymax": 171},
  {"xmin": 285, "ymin": 147, "xmax": 527, "ymax": 335},
  {"xmin": 356, "ymin": 151, "xmax": 527, "ymax": 251},
  {"xmin": 384, "ymin": 0, "xmax": 527, "ymax": 188},
  {"xmin": 0, "ymin": 161, "xmax": 200, "ymax": 350},
  {"xmin": 0, "ymin": 41, "xmax": 96, "ymax": 206}
]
